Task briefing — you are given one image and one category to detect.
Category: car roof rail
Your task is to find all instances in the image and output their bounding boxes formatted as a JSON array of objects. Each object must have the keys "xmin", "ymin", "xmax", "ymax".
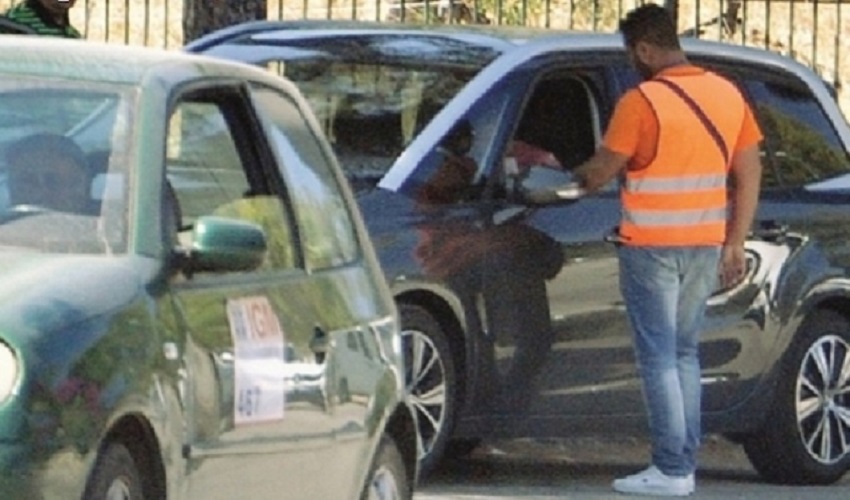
[{"xmin": 185, "ymin": 19, "xmax": 388, "ymax": 53}]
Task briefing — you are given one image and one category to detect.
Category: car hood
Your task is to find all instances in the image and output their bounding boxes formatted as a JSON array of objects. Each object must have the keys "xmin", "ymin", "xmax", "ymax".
[{"xmin": 0, "ymin": 251, "xmax": 147, "ymax": 342}]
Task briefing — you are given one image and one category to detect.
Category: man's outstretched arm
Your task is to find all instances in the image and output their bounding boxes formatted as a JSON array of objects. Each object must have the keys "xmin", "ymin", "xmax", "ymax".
[{"xmin": 573, "ymin": 146, "xmax": 630, "ymax": 194}]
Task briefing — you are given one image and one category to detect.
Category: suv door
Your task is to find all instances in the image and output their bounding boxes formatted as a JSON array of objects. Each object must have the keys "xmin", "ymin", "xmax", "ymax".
[
  {"xmin": 390, "ymin": 53, "xmax": 638, "ymax": 419},
  {"xmin": 493, "ymin": 58, "xmax": 639, "ymax": 418}
]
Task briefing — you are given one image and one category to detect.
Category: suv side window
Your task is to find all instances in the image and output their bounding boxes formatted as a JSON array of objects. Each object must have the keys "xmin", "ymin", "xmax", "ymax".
[
  {"xmin": 166, "ymin": 88, "xmax": 299, "ymax": 271},
  {"xmin": 250, "ymin": 85, "xmax": 360, "ymax": 269},
  {"xmin": 509, "ymin": 73, "xmax": 601, "ymax": 172},
  {"xmin": 737, "ymin": 74, "xmax": 850, "ymax": 188},
  {"xmin": 401, "ymin": 76, "xmax": 518, "ymax": 204},
  {"xmin": 405, "ymin": 66, "xmax": 612, "ymax": 204}
]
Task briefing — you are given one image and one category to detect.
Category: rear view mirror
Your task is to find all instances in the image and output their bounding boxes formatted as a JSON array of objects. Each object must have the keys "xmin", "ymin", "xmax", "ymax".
[{"xmin": 514, "ymin": 166, "xmax": 586, "ymax": 205}]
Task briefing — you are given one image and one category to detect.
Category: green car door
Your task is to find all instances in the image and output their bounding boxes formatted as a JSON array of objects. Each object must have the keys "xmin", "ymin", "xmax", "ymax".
[{"xmin": 161, "ymin": 83, "xmax": 390, "ymax": 498}]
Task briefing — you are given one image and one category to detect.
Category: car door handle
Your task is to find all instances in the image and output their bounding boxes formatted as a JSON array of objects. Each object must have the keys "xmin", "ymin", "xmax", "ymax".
[{"xmin": 310, "ymin": 326, "xmax": 329, "ymax": 363}]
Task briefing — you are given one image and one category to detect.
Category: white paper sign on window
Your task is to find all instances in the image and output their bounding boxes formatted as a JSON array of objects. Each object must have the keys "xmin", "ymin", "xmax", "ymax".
[{"xmin": 226, "ymin": 296, "xmax": 286, "ymax": 425}]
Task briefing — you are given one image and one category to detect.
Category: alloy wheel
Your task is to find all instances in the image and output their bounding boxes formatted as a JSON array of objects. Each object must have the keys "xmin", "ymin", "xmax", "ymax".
[
  {"xmin": 401, "ymin": 328, "xmax": 447, "ymax": 461},
  {"xmin": 796, "ymin": 334, "xmax": 850, "ymax": 464}
]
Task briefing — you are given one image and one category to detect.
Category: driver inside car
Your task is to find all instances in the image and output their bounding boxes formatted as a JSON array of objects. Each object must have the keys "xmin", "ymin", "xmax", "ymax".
[{"xmin": 3, "ymin": 132, "xmax": 92, "ymax": 214}]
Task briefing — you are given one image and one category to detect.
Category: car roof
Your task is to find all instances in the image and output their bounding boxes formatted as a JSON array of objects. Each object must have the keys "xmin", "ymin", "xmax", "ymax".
[
  {"xmin": 191, "ymin": 19, "xmax": 837, "ymax": 110},
  {"xmin": 0, "ymin": 35, "xmax": 273, "ymax": 86},
  {"xmin": 185, "ymin": 19, "xmax": 553, "ymax": 53},
  {"xmin": 187, "ymin": 19, "xmax": 822, "ymax": 83}
]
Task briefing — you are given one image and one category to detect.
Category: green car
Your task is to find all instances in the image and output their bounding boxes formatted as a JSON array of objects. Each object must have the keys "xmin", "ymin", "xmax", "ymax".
[{"xmin": 0, "ymin": 36, "xmax": 416, "ymax": 500}]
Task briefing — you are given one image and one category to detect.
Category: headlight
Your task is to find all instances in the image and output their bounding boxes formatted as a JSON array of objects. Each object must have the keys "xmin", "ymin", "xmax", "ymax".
[{"xmin": 0, "ymin": 341, "xmax": 19, "ymax": 402}]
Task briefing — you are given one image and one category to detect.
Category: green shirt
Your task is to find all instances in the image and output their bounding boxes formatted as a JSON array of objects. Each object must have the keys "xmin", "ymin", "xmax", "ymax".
[{"xmin": 4, "ymin": 0, "xmax": 81, "ymax": 38}]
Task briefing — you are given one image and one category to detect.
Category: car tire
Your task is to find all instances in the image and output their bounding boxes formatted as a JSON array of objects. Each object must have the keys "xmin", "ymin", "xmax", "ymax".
[
  {"xmin": 83, "ymin": 442, "xmax": 144, "ymax": 500},
  {"xmin": 742, "ymin": 309, "xmax": 850, "ymax": 484},
  {"xmin": 400, "ymin": 303, "xmax": 458, "ymax": 478},
  {"xmin": 362, "ymin": 436, "xmax": 411, "ymax": 500}
]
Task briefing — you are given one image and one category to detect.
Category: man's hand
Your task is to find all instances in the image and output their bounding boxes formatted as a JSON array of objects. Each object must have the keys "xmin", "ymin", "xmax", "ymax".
[
  {"xmin": 573, "ymin": 146, "xmax": 629, "ymax": 194},
  {"xmin": 719, "ymin": 144, "xmax": 762, "ymax": 289},
  {"xmin": 719, "ymin": 243, "xmax": 747, "ymax": 289}
]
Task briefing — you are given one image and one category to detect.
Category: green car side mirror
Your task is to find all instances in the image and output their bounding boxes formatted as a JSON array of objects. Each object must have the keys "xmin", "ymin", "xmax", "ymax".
[{"xmin": 187, "ymin": 216, "xmax": 267, "ymax": 273}]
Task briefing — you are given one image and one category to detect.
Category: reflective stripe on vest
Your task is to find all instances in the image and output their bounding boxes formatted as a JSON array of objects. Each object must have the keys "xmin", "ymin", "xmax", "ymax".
[
  {"xmin": 623, "ymin": 206, "xmax": 728, "ymax": 226},
  {"xmin": 625, "ymin": 173, "xmax": 727, "ymax": 192},
  {"xmin": 620, "ymin": 71, "xmax": 745, "ymax": 247}
]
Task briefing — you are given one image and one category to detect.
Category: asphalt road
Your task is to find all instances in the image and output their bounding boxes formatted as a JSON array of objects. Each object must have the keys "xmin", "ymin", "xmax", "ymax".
[{"xmin": 416, "ymin": 435, "xmax": 850, "ymax": 499}]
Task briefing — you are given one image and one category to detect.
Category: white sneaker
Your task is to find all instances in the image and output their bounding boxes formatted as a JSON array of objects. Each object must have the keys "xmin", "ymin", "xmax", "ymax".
[{"xmin": 612, "ymin": 465, "xmax": 695, "ymax": 497}]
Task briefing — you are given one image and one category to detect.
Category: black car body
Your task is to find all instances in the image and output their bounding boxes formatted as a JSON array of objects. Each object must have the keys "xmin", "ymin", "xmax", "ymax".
[{"xmin": 189, "ymin": 21, "xmax": 850, "ymax": 485}]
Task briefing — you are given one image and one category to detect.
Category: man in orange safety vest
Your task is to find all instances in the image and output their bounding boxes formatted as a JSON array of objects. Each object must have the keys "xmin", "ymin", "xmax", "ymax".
[{"xmin": 572, "ymin": 4, "xmax": 763, "ymax": 497}]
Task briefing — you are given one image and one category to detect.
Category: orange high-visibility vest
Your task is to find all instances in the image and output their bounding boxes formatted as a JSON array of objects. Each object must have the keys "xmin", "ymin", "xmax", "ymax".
[{"xmin": 620, "ymin": 71, "xmax": 747, "ymax": 246}]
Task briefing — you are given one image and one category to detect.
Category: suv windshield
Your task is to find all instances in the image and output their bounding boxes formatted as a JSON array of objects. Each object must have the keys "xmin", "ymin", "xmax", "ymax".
[
  {"xmin": 0, "ymin": 77, "xmax": 133, "ymax": 254},
  {"xmin": 237, "ymin": 33, "xmax": 498, "ymax": 189}
]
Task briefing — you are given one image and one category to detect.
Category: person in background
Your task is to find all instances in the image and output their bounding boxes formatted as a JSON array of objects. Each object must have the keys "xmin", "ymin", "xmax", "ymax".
[
  {"xmin": 5, "ymin": 133, "xmax": 92, "ymax": 213},
  {"xmin": 416, "ymin": 119, "xmax": 479, "ymax": 204},
  {"xmin": 4, "ymin": 0, "xmax": 81, "ymax": 38},
  {"xmin": 572, "ymin": 3, "xmax": 763, "ymax": 497}
]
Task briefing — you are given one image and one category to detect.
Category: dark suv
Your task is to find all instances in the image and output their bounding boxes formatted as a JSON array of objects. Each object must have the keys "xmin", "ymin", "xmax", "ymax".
[{"xmin": 189, "ymin": 21, "xmax": 850, "ymax": 485}]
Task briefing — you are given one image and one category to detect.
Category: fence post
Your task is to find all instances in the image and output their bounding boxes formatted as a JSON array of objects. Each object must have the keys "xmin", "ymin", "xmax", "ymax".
[
  {"xmin": 665, "ymin": 0, "xmax": 679, "ymax": 28},
  {"xmin": 183, "ymin": 0, "xmax": 267, "ymax": 44}
]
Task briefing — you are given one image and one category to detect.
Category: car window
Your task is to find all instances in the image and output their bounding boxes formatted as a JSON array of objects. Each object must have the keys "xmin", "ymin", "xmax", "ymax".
[
  {"xmin": 0, "ymin": 79, "xmax": 131, "ymax": 254},
  {"xmin": 397, "ymin": 64, "xmax": 611, "ymax": 204},
  {"xmin": 402, "ymin": 77, "xmax": 517, "ymax": 204},
  {"xmin": 737, "ymin": 74, "xmax": 850, "ymax": 189},
  {"xmin": 263, "ymin": 47, "xmax": 481, "ymax": 186},
  {"xmin": 250, "ymin": 84, "xmax": 360, "ymax": 270},
  {"xmin": 166, "ymin": 90, "xmax": 298, "ymax": 271},
  {"xmin": 509, "ymin": 73, "xmax": 601, "ymax": 172}
]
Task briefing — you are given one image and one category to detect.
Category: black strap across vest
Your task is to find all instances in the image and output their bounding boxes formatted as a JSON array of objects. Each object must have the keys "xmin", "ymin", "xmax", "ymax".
[{"xmin": 654, "ymin": 78, "xmax": 730, "ymax": 165}]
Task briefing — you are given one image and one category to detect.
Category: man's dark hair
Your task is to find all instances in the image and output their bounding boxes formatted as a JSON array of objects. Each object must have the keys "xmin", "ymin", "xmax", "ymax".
[{"xmin": 619, "ymin": 3, "xmax": 681, "ymax": 51}]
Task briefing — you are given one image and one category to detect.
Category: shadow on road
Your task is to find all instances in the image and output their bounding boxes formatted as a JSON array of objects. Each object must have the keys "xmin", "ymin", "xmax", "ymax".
[
  {"xmin": 418, "ymin": 437, "xmax": 850, "ymax": 499},
  {"xmin": 424, "ymin": 439, "xmax": 762, "ymax": 487}
]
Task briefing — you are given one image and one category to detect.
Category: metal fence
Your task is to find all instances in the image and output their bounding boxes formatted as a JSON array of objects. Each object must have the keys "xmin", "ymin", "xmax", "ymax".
[
  {"xmin": 1, "ymin": 0, "xmax": 848, "ymax": 112},
  {"xmin": 0, "ymin": 0, "xmax": 184, "ymax": 48}
]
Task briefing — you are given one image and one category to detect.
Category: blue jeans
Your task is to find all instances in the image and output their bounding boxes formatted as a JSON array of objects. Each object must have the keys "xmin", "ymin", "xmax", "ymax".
[{"xmin": 618, "ymin": 245, "xmax": 721, "ymax": 477}]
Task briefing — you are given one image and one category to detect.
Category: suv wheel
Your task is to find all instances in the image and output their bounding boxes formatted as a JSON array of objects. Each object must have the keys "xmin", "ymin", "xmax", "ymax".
[
  {"xmin": 400, "ymin": 303, "xmax": 457, "ymax": 478},
  {"xmin": 743, "ymin": 309, "xmax": 850, "ymax": 484}
]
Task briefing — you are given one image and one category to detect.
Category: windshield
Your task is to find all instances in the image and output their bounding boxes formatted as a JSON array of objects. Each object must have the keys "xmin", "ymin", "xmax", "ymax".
[
  {"xmin": 250, "ymin": 34, "xmax": 496, "ymax": 189},
  {"xmin": 0, "ymin": 77, "xmax": 134, "ymax": 254}
]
